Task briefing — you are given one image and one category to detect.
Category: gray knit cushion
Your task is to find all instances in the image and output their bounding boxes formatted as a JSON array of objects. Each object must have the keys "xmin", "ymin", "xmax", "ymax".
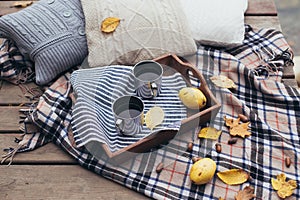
[{"xmin": 0, "ymin": 0, "xmax": 88, "ymax": 85}]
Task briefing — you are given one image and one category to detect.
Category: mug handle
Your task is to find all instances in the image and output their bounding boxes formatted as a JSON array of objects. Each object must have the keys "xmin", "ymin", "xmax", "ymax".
[
  {"xmin": 115, "ymin": 119, "xmax": 125, "ymax": 133},
  {"xmin": 150, "ymin": 82, "xmax": 158, "ymax": 97}
]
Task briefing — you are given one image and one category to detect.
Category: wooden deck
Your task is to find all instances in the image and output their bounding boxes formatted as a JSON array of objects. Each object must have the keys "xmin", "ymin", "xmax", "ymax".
[{"xmin": 0, "ymin": 0, "xmax": 298, "ymax": 199}]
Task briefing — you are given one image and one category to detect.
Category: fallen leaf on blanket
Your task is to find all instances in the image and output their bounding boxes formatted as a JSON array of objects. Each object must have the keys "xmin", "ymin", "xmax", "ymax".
[
  {"xmin": 230, "ymin": 122, "xmax": 251, "ymax": 138},
  {"xmin": 198, "ymin": 127, "xmax": 222, "ymax": 140},
  {"xmin": 11, "ymin": 1, "xmax": 33, "ymax": 8},
  {"xmin": 210, "ymin": 75, "xmax": 237, "ymax": 89},
  {"xmin": 145, "ymin": 106, "xmax": 164, "ymax": 130},
  {"xmin": 178, "ymin": 87, "xmax": 207, "ymax": 109},
  {"xmin": 224, "ymin": 116, "xmax": 251, "ymax": 138},
  {"xmin": 101, "ymin": 17, "xmax": 121, "ymax": 33},
  {"xmin": 224, "ymin": 116, "xmax": 240, "ymax": 128},
  {"xmin": 217, "ymin": 169, "xmax": 249, "ymax": 185},
  {"xmin": 271, "ymin": 173, "xmax": 297, "ymax": 199},
  {"xmin": 235, "ymin": 186, "xmax": 256, "ymax": 200}
]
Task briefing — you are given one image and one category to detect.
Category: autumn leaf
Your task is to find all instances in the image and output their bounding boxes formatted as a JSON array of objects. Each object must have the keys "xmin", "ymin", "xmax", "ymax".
[
  {"xmin": 230, "ymin": 122, "xmax": 251, "ymax": 138},
  {"xmin": 235, "ymin": 186, "xmax": 256, "ymax": 200},
  {"xmin": 210, "ymin": 75, "xmax": 237, "ymax": 89},
  {"xmin": 198, "ymin": 127, "xmax": 222, "ymax": 140},
  {"xmin": 224, "ymin": 116, "xmax": 251, "ymax": 138},
  {"xmin": 11, "ymin": 1, "xmax": 33, "ymax": 8},
  {"xmin": 101, "ymin": 17, "xmax": 121, "ymax": 33},
  {"xmin": 224, "ymin": 116, "xmax": 240, "ymax": 128},
  {"xmin": 271, "ymin": 173, "xmax": 297, "ymax": 199},
  {"xmin": 145, "ymin": 106, "xmax": 164, "ymax": 130},
  {"xmin": 217, "ymin": 169, "xmax": 249, "ymax": 185}
]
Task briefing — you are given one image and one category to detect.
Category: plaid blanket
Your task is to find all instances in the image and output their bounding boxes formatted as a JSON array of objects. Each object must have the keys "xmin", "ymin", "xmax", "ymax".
[
  {"xmin": 2, "ymin": 25, "xmax": 300, "ymax": 199},
  {"xmin": 0, "ymin": 39, "xmax": 35, "ymax": 84}
]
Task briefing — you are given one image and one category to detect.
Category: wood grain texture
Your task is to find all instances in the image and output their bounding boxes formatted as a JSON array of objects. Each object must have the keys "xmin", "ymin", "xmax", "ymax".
[
  {"xmin": 245, "ymin": 16, "xmax": 281, "ymax": 30},
  {"xmin": 0, "ymin": 1, "xmax": 37, "ymax": 16},
  {"xmin": 0, "ymin": 134, "xmax": 75, "ymax": 164},
  {"xmin": 0, "ymin": 107, "xmax": 22, "ymax": 132},
  {"xmin": 0, "ymin": 165, "xmax": 149, "ymax": 200},
  {"xmin": 282, "ymin": 79, "xmax": 299, "ymax": 88},
  {"xmin": 0, "ymin": 81, "xmax": 40, "ymax": 105},
  {"xmin": 246, "ymin": 0, "xmax": 277, "ymax": 16}
]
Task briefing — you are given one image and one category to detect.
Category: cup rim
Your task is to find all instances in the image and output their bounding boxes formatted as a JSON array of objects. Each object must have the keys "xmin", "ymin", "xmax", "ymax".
[
  {"xmin": 133, "ymin": 60, "xmax": 163, "ymax": 82},
  {"xmin": 112, "ymin": 95, "xmax": 144, "ymax": 120}
]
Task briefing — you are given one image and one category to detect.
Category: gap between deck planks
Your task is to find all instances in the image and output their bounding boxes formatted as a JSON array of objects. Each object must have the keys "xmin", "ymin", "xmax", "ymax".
[{"xmin": 0, "ymin": 165, "xmax": 147, "ymax": 200}]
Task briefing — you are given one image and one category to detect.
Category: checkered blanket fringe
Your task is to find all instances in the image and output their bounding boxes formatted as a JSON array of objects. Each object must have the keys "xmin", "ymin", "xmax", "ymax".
[
  {"xmin": 2, "ymin": 25, "xmax": 300, "ymax": 199},
  {"xmin": 0, "ymin": 39, "xmax": 35, "ymax": 84}
]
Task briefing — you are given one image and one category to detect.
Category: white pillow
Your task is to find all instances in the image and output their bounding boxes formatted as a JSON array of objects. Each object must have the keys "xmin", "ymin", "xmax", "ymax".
[
  {"xmin": 81, "ymin": 0, "xmax": 197, "ymax": 68},
  {"xmin": 180, "ymin": 0, "xmax": 248, "ymax": 46}
]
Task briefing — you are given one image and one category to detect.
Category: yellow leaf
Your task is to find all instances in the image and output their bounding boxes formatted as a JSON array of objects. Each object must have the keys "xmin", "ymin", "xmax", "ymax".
[
  {"xmin": 217, "ymin": 169, "xmax": 249, "ymax": 185},
  {"xmin": 271, "ymin": 178, "xmax": 282, "ymax": 190},
  {"xmin": 145, "ymin": 106, "xmax": 164, "ymax": 130},
  {"xmin": 224, "ymin": 116, "xmax": 240, "ymax": 128},
  {"xmin": 230, "ymin": 122, "xmax": 251, "ymax": 138},
  {"xmin": 271, "ymin": 173, "xmax": 297, "ymax": 199},
  {"xmin": 101, "ymin": 17, "xmax": 120, "ymax": 33},
  {"xmin": 198, "ymin": 127, "xmax": 222, "ymax": 140},
  {"xmin": 235, "ymin": 186, "xmax": 256, "ymax": 200},
  {"xmin": 210, "ymin": 75, "xmax": 237, "ymax": 89}
]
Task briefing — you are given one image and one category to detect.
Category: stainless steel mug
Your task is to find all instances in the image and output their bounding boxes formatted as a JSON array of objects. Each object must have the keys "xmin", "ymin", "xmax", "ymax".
[
  {"xmin": 112, "ymin": 95, "xmax": 144, "ymax": 136},
  {"xmin": 133, "ymin": 60, "xmax": 163, "ymax": 99}
]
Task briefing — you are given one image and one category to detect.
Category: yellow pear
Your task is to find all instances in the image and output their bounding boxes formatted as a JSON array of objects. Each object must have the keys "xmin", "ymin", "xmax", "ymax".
[
  {"xmin": 178, "ymin": 87, "xmax": 207, "ymax": 109},
  {"xmin": 190, "ymin": 158, "xmax": 216, "ymax": 185}
]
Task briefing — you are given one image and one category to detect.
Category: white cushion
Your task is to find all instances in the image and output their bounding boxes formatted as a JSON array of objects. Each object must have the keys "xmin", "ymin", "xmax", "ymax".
[
  {"xmin": 81, "ymin": 0, "xmax": 197, "ymax": 68},
  {"xmin": 180, "ymin": 0, "xmax": 248, "ymax": 45}
]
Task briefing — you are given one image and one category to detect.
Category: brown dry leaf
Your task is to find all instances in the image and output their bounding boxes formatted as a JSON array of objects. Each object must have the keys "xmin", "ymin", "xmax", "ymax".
[
  {"xmin": 271, "ymin": 173, "xmax": 297, "ymax": 199},
  {"xmin": 101, "ymin": 17, "xmax": 121, "ymax": 33},
  {"xmin": 198, "ymin": 127, "xmax": 222, "ymax": 140},
  {"xmin": 217, "ymin": 169, "xmax": 249, "ymax": 185},
  {"xmin": 224, "ymin": 116, "xmax": 251, "ymax": 138},
  {"xmin": 230, "ymin": 122, "xmax": 251, "ymax": 138},
  {"xmin": 224, "ymin": 116, "xmax": 240, "ymax": 128},
  {"xmin": 235, "ymin": 186, "xmax": 256, "ymax": 200},
  {"xmin": 11, "ymin": 1, "xmax": 33, "ymax": 8},
  {"xmin": 210, "ymin": 75, "xmax": 237, "ymax": 89}
]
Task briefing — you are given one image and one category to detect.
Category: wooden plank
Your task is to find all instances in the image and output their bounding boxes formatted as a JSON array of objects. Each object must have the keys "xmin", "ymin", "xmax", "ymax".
[
  {"xmin": 0, "ymin": 165, "xmax": 149, "ymax": 200},
  {"xmin": 245, "ymin": 15, "xmax": 281, "ymax": 30},
  {"xmin": 0, "ymin": 134, "xmax": 76, "ymax": 164},
  {"xmin": 282, "ymin": 79, "xmax": 299, "ymax": 88},
  {"xmin": 0, "ymin": 107, "xmax": 22, "ymax": 132},
  {"xmin": 283, "ymin": 65, "xmax": 295, "ymax": 79},
  {"xmin": 246, "ymin": 0, "xmax": 278, "ymax": 16},
  {"xmin": 0, "ymin": 81, "xmax": 40, "ymax": 105},
  {"xmin": 0, "ymin": 1, "xmax": 36, "ymax": 16}
]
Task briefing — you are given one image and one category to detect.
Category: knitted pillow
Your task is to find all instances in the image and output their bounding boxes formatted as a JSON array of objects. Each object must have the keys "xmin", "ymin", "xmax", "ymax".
[
  {"xmin": 0, "ymin": 0, "xmax": 88, "ymax": 85},
  {"xmin": 81, "ymin": 0, "xmax": 197, "ymax": 68}
]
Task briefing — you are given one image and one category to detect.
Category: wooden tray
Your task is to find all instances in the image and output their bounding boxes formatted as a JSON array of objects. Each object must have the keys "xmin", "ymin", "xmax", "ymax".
[{"xmin": 95, "ymin": 54, "xmax": 221, "ymax": 164}]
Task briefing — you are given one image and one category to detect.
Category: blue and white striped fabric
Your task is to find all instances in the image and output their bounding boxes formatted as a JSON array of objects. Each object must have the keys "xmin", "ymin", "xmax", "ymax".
[{"xmin": 70, "ymin": 65, "xmax": 187, "ymax": 153}]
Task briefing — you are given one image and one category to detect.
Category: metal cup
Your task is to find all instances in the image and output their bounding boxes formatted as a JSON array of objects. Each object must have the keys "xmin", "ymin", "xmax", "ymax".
[
  {"xmin": 112, "ymin": 95, "xmax": 144, "ymax": 136},
  {"xmin": 133, "ymin": 60, "xmax": 163, "ymax": 99}
]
